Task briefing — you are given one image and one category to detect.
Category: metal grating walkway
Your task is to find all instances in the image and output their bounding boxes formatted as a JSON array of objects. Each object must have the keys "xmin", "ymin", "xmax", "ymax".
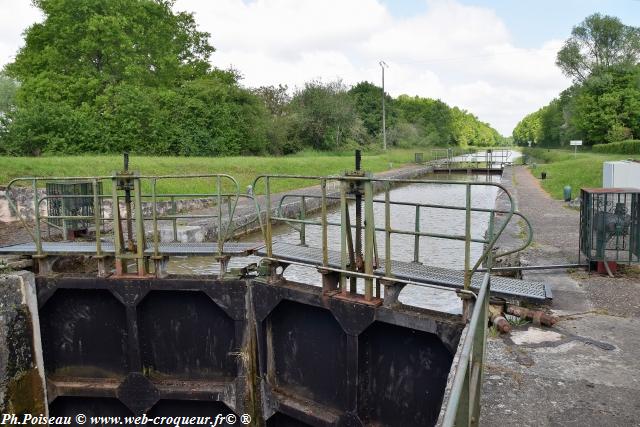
[
  {"xmin": 0, "ymin": 240, "xmax": 551, "ymax": 302},
  {"xmin": 0, "ymin": 241, "xmax": 261, "ymax": 256},
  {"xmin": 257, "ymin": 242, "xmax": 552, "ymax": 303}
]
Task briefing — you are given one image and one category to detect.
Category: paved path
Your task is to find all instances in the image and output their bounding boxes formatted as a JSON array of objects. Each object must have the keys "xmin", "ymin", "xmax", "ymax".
[{"xmin": 481, "ymin": 166, "xmax": 640, "ymax": 426}]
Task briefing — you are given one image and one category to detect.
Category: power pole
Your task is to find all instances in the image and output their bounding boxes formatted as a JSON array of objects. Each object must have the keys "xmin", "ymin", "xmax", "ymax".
[{"xmin": 379, "ymin": 61, "xmax": 388, "ymax": 150}]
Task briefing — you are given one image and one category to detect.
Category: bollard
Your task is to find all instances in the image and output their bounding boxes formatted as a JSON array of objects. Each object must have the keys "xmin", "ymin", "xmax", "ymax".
[{"xmin": 563, "ymin": 185, "xmax": 572, "ymax": 202}]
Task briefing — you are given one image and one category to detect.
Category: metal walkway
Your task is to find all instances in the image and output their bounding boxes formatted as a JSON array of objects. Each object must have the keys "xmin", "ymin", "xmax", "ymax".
[
  {"xmin": 0, "ymin": 241, "xmax": 261, "ymax": 256},
  {"xmin": 1, "ymin": 240, "xmax": 552, "ymax": 302},
  {"xmin": 257, "ymin": 242, "xmax": 552, "ymax": 303}
]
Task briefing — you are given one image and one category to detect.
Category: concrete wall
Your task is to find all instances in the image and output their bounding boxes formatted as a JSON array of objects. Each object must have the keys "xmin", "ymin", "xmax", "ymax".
[{"xmin": 0, "ymin": 271, "xmax": 47, "ymax": 415}]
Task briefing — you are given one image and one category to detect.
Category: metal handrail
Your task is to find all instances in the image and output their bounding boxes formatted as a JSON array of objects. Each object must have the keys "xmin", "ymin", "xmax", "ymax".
[
  {"xmin": 274, "ymin": 193, "xmax": 533, "ymax": 260},
  {"xmin": 5, "ymin": 174, "xmax": 247, "ymax": 266},
  {"xmin": 251, "ymin": 174, "xmax": 519, "ymax": 299},
  {"xmin": 441, "ymin": 272, "xmax": 490, "ymax": 426}
]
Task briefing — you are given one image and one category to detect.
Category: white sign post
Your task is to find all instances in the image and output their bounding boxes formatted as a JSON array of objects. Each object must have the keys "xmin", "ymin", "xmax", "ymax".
[{"xmin": 570, "ymin": 140, "xmax": 582, "ymax": 158}]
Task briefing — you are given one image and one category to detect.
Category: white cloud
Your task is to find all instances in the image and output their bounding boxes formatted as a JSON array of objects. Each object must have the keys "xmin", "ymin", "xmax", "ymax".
[
  {"xmin": 176, "ymin": 0, "xmax": 571, "ymax": 134},
  {"xmin": 0, "ymin": 0, "xmax": 43, "ymax": 68},
  {"xmin": 0, "ymin": 0, "xmax": 572, "ymax": 134}
]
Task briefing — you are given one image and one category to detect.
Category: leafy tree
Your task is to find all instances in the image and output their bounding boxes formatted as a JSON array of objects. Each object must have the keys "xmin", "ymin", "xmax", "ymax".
[
  {"xmin": 0, "ymin": 74, "xmax": 19, "ymax": 154},
  {"xmin": 289, "ymin": 80, "xmax": 358, "ymax": 150},
  {"xmin": 512, "ymin": 111, "xmax": 542, "ymax": 146},
  {"xmin": 0, "ymin": 73, "xmax": 18, "ymax": 114},
  {"xmin": 253, "ymin": 84, "xmax": 290, "ymax": 117},
  {"xmin": 348, "ymin": 81, "xmax": 395, "ymax": 143},
  {"xmin": 572, "ymin": 64, "xmax": 640, "ymax": 144},
  {"xmin": 556, "ymin": 14, "xmax": 640, "ymax": 82},
  {"xmin": 6, "ymin": 0, "xmax": 213, "ymax": 91},
  {"xmin": 2, "ymin": 0, "xmax": 270, "ymax": 155}
]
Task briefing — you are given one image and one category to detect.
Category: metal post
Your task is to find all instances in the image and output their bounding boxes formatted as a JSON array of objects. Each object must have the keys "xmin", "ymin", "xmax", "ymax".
[
  {"xmin": 123, "ymin": 153, "xmax": 134, "ymax": 250},
  {"xmin": 364, "ymin": 178, "xmax": 375, "ymax": 300},
  {"xmin": 93, "ymin": 179, "xmax": 102, "ymax": 257},
  {"xmin": 463, "ymin": 183, "xmax": 472, "ymax": 320},
  {"xmin": 217, "ymin": 175, "xmax": 223, "ymax": 256},
  {"xmin": 487, "ymin": 211, "xmax": 495, "ymax": 270},
  {"xmin": 171, "ymin": 196, "xmax": 178, "ymax": 242},
  {"xmin": 133, "ymin": 176, "xmax": 146, "ymax": 276},
  {"xmin": 355, "ymin": 150, "xmax": 363, "ymax": 271},
  {"xmin": 464, "ymin": 183, "xmax": 472, "ymax": 287},
  {"xmin": 265, "ymin": 177, "xmax": 272, "ymax": 258},
  {"xmin": 384, "ymin": 182, "xmax": 391, "ymax": 276},
  {"xmin": 321, "ymin": 179, "xmax": 328, "ymax": 267},
  {"xmin": 340, "ymin": 181, "xmax": 348, "ymax": 291},
  {"xmin": 152, "ymin": 179, "xmax": 159, "ymax": 258},
  {"xmin": 470, "ymin": 279, "xmax": 489, "ymax": 423},
  {"xmin": 33, "ymin": 180, "xmax": 42, "ymax": 255},
  {"xmin": 300, "ymin": 196, "xmax": 307, "ymax": 246},
  {"xmin": 413, "ymin": 205, "xmax": 420, "ymax": 263},
  {"xmin": 112, "ymin": 177, "xmax": 123, "ymax": 267}
]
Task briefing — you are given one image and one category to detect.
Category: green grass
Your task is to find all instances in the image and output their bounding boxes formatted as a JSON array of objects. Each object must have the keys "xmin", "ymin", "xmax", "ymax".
[
  {"xmin": 524, "ymin": 148, "xmax": 636, "ymax": 200},
  {"xmin": 0, "ymin": 149, "xmax": 426, "ymax": 195}
]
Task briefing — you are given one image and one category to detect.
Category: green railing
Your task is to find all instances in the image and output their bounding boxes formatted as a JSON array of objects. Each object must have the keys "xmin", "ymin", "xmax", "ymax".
[
  {"xmin": 252, "ymin": 174, "xmax": 529, "ymax": 300},
  {"xmin": 441, "ymin": 271, "xmax": 490, "ymax": 427},
  {"xmin": 5, "ymin": 173, "xmax": 250, "ymax": 275},
  {"xmin": 431, "ymin": 149, "xmax": 513, "ymax": 173},
  {"xmin": 275, "ymin": 193, "xmax": 533, "ymax": 263}
]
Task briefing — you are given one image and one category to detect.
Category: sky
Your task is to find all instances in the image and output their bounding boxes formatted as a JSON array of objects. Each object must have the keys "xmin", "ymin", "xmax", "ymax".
[{"xmin": 0, "ymin": 0, "xmax": 639, "ymax": 135}]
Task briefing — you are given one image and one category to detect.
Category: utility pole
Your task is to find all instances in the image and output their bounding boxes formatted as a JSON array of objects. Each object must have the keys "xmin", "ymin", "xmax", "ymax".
[{"xmin": 379, "ymin": 61, "xmax": 388, "ymax": 150}]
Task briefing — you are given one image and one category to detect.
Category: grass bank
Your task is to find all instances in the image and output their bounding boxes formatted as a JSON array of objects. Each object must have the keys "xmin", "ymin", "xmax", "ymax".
[
  {"xmin": 0, "ymin": 149, "xmax": 434, "ymax": 194},
  {"xmin": 523, "ymin": 148, "xmax": 636, "ymax": 200}
]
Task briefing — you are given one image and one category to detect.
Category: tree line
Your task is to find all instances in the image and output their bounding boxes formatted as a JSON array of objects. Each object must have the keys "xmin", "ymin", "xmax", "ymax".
[
  {"xmin": 0, "ymin": 0, "xmax": 504, "ymax": 157},
  {"xmin": 513, "ymin": 14, "xmax": 640, "ymax": 147}
]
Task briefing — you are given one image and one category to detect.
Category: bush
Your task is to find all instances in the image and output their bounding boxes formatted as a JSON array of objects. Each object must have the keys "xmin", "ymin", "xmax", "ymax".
[{"xmin": 592, "ymin": 140, "xmax": 640, "ymax": 154}]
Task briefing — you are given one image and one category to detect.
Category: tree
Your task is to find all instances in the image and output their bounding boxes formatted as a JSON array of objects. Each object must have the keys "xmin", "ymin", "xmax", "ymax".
[
  {"xmin": 512, "ymin": 111, "xmax": 542, "ymax": 146},
  {"xmin": 2, "ymin": 0, "xmax": 271, "ymax": 155},
  {"xmin": 6, "ymin": 0, "xmax": 213, "ymax": 92},
  {"xmin": 0, "ymin": 73, "xmax": 19, "ymax": 154},
  {"xmin": 0, "ymin": 73, "xmax": 18, "ymax": 114},
  {"xmin": 348, "ymin": 81, "xmax": 395, "ymax": 143},
  {"xmin": 556, "ymin": 14, "xmax": 640, "ymax": 82},
  {"xmin": 289, "ymin": 80, "xmax": 358, "ymax": 150},
  {"xmin": 572, "ymin": 64, "xmax": 640, "ymax": 144},
  {"xmin": 253, "ymin": 84, "xmax": 290, "ymax": 117}
]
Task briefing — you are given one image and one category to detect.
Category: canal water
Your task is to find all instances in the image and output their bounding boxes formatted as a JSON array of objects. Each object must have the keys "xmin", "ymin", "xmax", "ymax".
[{"xmin": 170, "ymin": 151, "xmax": 519, "ymax": 314}]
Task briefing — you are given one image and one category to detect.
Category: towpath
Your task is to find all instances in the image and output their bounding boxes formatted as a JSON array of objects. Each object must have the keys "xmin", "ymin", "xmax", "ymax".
[{"xmin": 481, "ymin": 166, "xmax": 640, "ymax": 426}]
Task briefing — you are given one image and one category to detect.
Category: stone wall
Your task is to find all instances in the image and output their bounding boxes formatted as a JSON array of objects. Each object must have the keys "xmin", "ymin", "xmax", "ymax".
[{"xmin": 0, "ymin": 186, "xmax": 215, "ymax": 224}]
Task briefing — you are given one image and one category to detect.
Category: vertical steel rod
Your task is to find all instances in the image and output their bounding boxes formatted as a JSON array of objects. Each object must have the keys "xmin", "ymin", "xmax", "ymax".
[
  {"xmin": 364, "ymin": 179, "xmax": 374, "ymax": 300},
  {"xmin": 112, "ymin": 177, "xmax": 122, "ymax": 260},
  {"xmin": 93, "ymin": 179, "xmax": 102, "ymax": 257},
  {"xmin": 321, "ymin": 179, "xmax": 328, "ymax": 267},
  {"xmin": 133, "ymin": 177, "xmax": 146, "ymax": 276},
  {"xmin": 33, "ymin": 179, "xmax": 42, "ymax": 255},
  {"xmin": 340, "ymin": 181, "xmax": 348, "ymax": 290},
  {"xmin": 300, "ymin": 196, "xmax": 307, "ymax": 246},
  {"xmin": 171, "ymin": 196, "xmax": 178, "ymax": 242},
  {"xmin": 217, "ymin": 175, "xmax": 223, "ymax": 256},
  {"xmin": 385, "ymin": 182, "xmax": 391, "ymax": 276},
  {"xmin": 464, "ymin": 183, "xmax": 472, "ymax": 290},
  {"xmin": 265, "ymin": 177, "xmax": 272, "ymax": 258},
  {"xmin": 152, "ymin": 179, "xmax": 159, "ymax": 258},
  {"xmin": 413, "ymin": 205, "xmax": 420, "ymax": 263}
]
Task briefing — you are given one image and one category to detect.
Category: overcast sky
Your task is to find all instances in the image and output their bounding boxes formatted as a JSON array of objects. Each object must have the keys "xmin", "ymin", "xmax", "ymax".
[{"xmin": 1, "ymin": 0, "xmax": 639, "ymax": 135}]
